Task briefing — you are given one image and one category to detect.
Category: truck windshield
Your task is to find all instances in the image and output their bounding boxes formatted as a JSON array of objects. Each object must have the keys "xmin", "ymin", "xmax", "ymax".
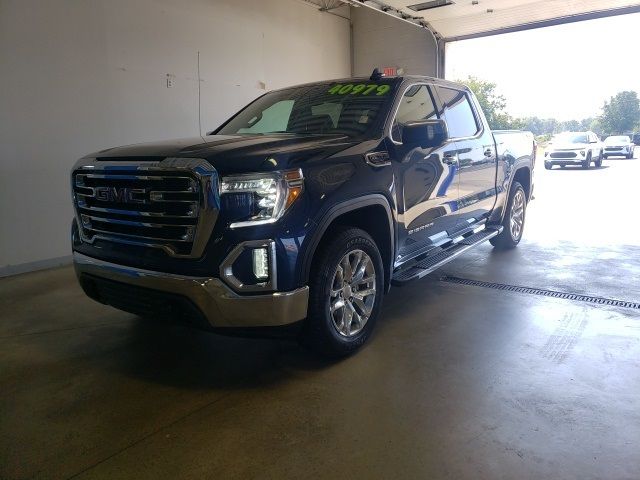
[
  {"xmin": 605, "ymin": 136, "xmax": 630, "ymax": 144},
  {"xmin": 554, "ymin": 133, "xmax": 589, "ymax": 144},
  {"xmin": 216, "ymin": 81, "xmax": 396, "ymax": 138}
]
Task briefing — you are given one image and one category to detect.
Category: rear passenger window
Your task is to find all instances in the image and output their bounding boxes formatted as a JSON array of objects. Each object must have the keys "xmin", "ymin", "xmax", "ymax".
[
  {"xmin": 437, "ymin": 87, "xmax": 479, "ymax": 139},
  {"xmin": 392, "ymin": 85, "xmax": 437, "ymax": 142}
]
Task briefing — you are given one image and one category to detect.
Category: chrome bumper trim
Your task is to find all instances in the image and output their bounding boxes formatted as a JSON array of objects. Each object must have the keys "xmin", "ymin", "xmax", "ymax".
[{"xmin": 73, "ymin": 253, "xmax": 308, "ymax": 328}]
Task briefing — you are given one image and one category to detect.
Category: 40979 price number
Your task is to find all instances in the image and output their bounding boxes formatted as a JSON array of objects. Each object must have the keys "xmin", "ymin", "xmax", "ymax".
[{"xmin": 327, "ymin": 84, "xmax": 391, "ymax": 96}]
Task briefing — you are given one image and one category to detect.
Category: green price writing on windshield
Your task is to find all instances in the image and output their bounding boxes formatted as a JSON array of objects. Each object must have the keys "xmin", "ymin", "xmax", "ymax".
[{"xmin": 327, "ymin": 83, "xmax": 391, "ymax": 96}]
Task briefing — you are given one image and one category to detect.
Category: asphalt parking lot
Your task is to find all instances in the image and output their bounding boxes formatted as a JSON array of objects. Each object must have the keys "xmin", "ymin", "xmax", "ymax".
[{"xmin": 1, "ymin": 150, "xmax": 639, "ymax": 479}]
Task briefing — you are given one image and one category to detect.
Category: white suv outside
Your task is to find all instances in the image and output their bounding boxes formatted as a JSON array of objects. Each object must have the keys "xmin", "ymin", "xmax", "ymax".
[
  {"xmin": 544, "ymin": 131, "xmax": 603, "ymax": 169},
  {"xmin": 603, "ymin": 135, "xmax": 635, "ymax": 159}
]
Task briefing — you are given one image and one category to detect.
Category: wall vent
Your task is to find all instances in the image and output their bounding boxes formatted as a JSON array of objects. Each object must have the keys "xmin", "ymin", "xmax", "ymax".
[{"xmin": 407, "ymin": 0, "xmax": 454, "ymax": 11}]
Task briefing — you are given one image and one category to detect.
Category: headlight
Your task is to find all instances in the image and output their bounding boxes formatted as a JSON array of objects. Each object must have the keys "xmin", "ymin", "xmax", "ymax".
[
  {"xmin": 580, "ymin": 151, "xmax": 586, "ymax": 156},
  {"xmin": 221, "ymin": 169, "xmax": 303, "ymax": 228}
]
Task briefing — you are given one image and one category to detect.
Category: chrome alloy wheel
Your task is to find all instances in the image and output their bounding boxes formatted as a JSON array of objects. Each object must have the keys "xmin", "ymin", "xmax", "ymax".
[
  {"xmin": 510, "ymin": 189, "xmax": 525, "ymax": 240},
  {"xmin": 329, "ymin": 249, "xmax": 377, "ymax": 337}
]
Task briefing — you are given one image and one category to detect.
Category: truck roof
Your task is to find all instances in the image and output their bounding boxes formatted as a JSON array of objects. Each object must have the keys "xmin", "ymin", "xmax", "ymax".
[{"xmin": 270, "ymin": 75, "xmax": 469, "ymax": 93}]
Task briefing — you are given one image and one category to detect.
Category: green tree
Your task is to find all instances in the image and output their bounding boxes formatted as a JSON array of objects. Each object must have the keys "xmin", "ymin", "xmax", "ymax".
[
  {"xmin": 456, "ymin": 76, "xmax": 517, "ymax": 129},
  {"xmin": 560, "ymin": 119, "xmax": 581, "ymax": 132},
  {"xmin": 599, "ymin": 91, "xmax": 640, "ymax": 135},
  {"xmin": 589, "ymin": 118, "xmax": 603, "ymax": 136},
  {"xmin": 580, "ymin": 117, "xmax": 595, "ymax": 130}
]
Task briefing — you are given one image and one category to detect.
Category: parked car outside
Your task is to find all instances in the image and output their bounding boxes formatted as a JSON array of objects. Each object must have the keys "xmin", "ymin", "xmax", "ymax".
[
  {"xmin": 603, "ymin": 135, "xmax": 635, "ymax": 159},
  {"xmin": 544, "ymin": 131, "xmax": 603, "ymax": 169}
]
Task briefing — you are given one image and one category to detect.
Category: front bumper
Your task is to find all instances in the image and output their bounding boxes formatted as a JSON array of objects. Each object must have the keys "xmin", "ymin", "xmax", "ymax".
[
  {"xmin": 604, "ymin": 147, "xmax": 632, "ymax": 156},
  {"xmin": 73, "ymin": 252, "xmax": 309, "ymax": 328},
  {"xmin": 545, "ymin": 159, "xmax": 585, "ymax": 166},
  {"xmin": 544, "ymin": 150, "xmax": 587, "ymax": 165}
]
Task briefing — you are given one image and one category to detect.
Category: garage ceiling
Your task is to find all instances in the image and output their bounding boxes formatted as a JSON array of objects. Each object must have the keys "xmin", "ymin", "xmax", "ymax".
[{"xmin": 313, "ymin": 0, "xmax": 640, "ymax": 41}]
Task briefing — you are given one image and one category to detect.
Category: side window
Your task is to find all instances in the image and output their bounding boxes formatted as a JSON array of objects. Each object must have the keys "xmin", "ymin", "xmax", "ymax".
[
  {"xmin": 238, "ymin": 100, "xmax": 294, "ymax": 134},
  {"xmin": 437, "ymin": 87, "xmax": 479, "ymax": 139},
  {"xmin": 392, "ymin": 84, "xmax": 437, "ymax": 142}
]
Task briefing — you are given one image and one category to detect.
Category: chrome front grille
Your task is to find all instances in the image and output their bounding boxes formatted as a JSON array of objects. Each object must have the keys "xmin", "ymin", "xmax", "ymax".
[{"xmin": 72, "ymin": 158, "xmax": 218, "ymax": 257}]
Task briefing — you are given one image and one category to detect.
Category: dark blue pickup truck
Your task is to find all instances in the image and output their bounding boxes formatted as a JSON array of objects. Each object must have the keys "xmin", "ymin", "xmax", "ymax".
[{"xmin": 71, "ymin": 72, "xmax": 535, "ymax": 356}]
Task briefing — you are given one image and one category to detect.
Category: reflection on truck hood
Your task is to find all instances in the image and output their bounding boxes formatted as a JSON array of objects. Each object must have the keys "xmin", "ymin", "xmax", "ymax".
[{"xmin": 86, "ymin": 134, "xmax": 359, "ymax": 174}]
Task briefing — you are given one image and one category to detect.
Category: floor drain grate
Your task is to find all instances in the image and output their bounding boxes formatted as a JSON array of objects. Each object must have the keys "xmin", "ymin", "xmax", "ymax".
[{"xmin": 440, "ymin": 276, "xmax": 640, "ymax": 310}]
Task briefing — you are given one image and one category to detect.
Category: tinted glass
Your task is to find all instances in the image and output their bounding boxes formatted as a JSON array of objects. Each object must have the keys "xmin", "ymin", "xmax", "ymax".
[
  {"xmin": 554, "ymin": 133, "xmax": 589, "ymax": 144},
  {"xmin": 605, "ymin": 136, "xmax": 630, "ymax": 144},
  {"xmin": 391, "ymin": 84, "xmax": 437, "ymax": 142},
  {"xmin": 437, "ymin": 87, "xmax": 479, "ymax": 138},
  {"xmin": 217, "ymin": 81, "xmax": 396, "ymax": 138}
]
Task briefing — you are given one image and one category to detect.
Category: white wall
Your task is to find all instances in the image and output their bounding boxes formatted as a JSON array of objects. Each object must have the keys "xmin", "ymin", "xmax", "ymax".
[
  {"xmin": 0, "ymin": 0, "xmax": 351, "ymax": 275},
  {"xmin": 351, "ymin": 6, "xmax": 437, "ymax": 77}
]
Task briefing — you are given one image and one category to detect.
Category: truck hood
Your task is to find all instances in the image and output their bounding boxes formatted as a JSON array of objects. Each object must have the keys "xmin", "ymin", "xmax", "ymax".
[{"xmin": 87, "ymin": 134, "xmax": 360, "ymax": 174}]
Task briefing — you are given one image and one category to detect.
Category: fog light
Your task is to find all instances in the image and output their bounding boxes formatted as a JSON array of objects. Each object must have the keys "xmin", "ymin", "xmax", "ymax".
[{"xmin": 252, "ymin": 247, "xmax": 269, "ymax": 280}]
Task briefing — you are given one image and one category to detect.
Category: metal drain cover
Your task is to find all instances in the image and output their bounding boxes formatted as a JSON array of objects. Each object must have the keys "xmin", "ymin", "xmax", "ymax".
[{"xmin": 440, "ymin": 276, "xmax": 640, "ymax": 310}]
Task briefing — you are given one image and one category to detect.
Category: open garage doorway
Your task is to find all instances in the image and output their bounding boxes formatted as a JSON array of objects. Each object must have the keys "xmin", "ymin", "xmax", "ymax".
[{"xmin": 444, "ymin": 12, "xmax": 640, "ymax": 249}]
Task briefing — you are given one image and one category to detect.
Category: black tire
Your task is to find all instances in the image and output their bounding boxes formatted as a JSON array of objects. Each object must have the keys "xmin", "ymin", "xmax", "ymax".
[
  {"xmin": 582, "ymin": 153, "xmax": 591, "ymax": 169},
  {"xmin": 595, "ymin": 151, "xmax": 603, "ymax": 168},
  {"xmin": 603, "ymin": 155, "xmax": 608, "ymax": 159},
  {"xmin": 490, "ymin": 181, "xmax": 527, "ymax": 249},
  {"xmin": 544, "ymin": 162, "xmax": 552, "ymax": 170},
  {"xmin": 300, "ymin": 227, "xmax": 384, "ymax": 357}
]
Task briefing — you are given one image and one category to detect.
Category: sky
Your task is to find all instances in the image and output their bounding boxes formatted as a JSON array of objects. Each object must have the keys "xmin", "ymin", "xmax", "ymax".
[{"xmin": 445, "ymin": 12, "xmax": 640, "ymax": 121}]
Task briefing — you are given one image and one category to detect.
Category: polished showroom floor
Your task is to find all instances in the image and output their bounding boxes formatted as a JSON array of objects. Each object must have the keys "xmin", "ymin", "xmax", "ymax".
[{"xmin": 2, "ymin": 154, "xmax": 639, "ymax": 479}]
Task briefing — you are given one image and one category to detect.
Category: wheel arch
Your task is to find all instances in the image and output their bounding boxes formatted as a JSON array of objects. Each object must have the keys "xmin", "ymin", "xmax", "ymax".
[
  {"xmin": 512, "ymin": 166, "xmax": 532, "ymax": 202},
  {"xmin": 301, "ymin": 195, "xmax": 395, "ymax": 292}
]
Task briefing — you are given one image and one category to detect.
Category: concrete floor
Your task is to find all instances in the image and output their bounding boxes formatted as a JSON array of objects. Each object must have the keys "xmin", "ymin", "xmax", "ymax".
[{"xmin": 2, "ymin": 154, "xmax": 640, "ymax": 479}]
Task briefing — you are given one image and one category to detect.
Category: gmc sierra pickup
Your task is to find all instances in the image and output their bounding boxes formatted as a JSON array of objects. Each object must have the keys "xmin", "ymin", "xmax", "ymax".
[{"xmin": 71, "ymin": 72, "xmax": 535, "ymax": 356}]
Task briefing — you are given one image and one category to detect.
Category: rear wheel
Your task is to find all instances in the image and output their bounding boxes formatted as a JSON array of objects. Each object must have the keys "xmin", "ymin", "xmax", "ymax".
[
  {"xmin": 490, "ymin": 181, "xmax": 526, "ymax": 249},
  {"xmin": 300, "ymin": 227, "xmax": 384, "ymax": 357}
]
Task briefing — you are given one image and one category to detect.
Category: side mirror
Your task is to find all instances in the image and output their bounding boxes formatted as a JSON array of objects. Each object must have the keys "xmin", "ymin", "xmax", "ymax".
[{"xmin": 401, "ymin": 119, "xmax": 449, "ymax": 148}]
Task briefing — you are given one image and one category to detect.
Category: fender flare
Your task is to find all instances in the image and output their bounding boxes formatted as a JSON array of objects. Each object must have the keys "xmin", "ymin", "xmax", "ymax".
[
  {"xmin": 497, "ymin": 163, "xmax": 532, "ymax": 223},
  {"xmin": 300, "ymin": 194, "xmax": 395, "ymax": 290}
]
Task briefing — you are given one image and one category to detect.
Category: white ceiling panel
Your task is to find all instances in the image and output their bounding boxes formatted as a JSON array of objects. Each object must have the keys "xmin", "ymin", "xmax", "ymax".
[{"xmin": 349, "ymin": 0, "xmax": 640, "ymax": 40}]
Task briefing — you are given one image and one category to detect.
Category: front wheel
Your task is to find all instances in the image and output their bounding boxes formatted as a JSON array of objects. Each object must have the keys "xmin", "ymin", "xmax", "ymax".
[
  {"xmin": 595, "ymin": 151, "xmax": 603, "ymax": 168},
  {"xmin": 490, "ymin": 181, "xmax": 527, "ymax": 249},
  {"xmin": 582, "ymin": 153, "xmax": 591, "ymax": 169},
  {"xmin": 300, "ymin": 227, "xmax": 384, "ymax": 357}
]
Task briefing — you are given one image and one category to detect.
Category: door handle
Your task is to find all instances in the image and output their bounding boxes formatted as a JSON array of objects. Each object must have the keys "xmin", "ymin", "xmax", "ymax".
[
  {"xmin": 443, "ymin": 153, "xmax": 458, "ymax": 165},
  {"xmin": 484, "ymin": 148, "xmax": 494, "ymax": 157}
]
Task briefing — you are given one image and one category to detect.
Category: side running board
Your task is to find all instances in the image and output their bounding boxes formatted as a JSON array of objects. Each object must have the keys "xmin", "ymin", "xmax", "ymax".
[{"xmin": 391, "ymin": 226, "xmax": 502, "ymax": 285}]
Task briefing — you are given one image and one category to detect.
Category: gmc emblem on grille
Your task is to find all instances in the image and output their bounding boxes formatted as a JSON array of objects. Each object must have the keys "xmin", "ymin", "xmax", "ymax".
[{"xmin": 94, "ymin": 186, "xmax": 146, "ymax": 204}]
